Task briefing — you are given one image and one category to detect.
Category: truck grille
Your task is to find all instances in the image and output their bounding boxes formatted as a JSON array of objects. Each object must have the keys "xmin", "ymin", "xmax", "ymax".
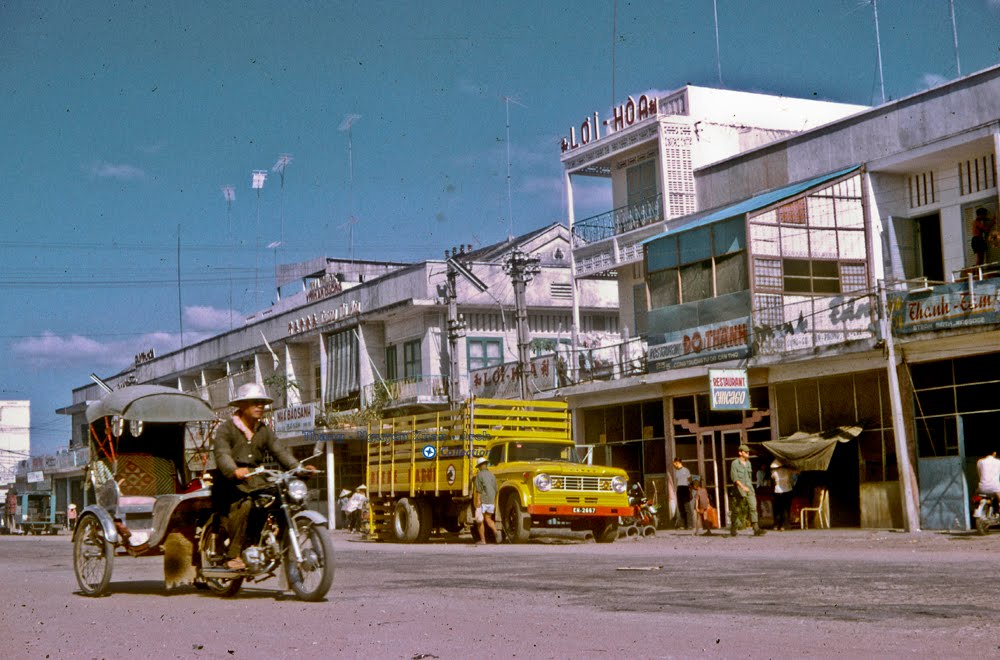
[{"xmin": 549, "ymin": 476, "xmax": 613, "ymax": 492}]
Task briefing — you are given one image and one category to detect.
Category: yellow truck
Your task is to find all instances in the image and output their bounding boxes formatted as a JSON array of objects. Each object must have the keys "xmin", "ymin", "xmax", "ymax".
[{"xmin": 366, "ymin": 398, "xmax": 631, "ymax": 543}]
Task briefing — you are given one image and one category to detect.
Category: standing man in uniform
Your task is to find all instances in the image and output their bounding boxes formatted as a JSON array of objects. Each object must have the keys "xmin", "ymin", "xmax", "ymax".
[
  {"xmin": 473, "ymin": 456, "xmax": 499, "ymax": 544},
  {"xmin": 730, "ymin": 444, "xmax": 766, "ymax": 537},
  {"xmin": 672, "ymin": 458, "xmax": 691, "ymax": 529}
]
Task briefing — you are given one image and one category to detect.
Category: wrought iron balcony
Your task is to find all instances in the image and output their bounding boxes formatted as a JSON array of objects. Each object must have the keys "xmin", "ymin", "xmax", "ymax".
[
  {"xmin": 572, "ymin": 195, "xmax": 663, "ymax": 247},
  {"xmin": 363, "ymin": 375, "xmax": 448, "ymax": 409}
]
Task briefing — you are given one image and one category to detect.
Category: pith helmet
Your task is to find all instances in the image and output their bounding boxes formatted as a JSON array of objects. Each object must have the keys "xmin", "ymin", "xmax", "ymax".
[{"xmin": 228, "ymin": 382, "xmax": 273, "ymax": 407}]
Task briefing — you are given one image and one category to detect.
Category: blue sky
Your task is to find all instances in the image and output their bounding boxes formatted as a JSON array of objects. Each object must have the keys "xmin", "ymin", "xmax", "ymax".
[{"xmin": 3, "ymin": 0, "xmax": 999, "ymax": 456}]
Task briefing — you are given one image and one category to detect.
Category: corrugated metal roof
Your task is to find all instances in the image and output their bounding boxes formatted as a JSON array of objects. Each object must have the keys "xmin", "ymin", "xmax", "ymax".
[{"xmin": 642, "ymin": 165, "xmax": 861, "ymax": 245}]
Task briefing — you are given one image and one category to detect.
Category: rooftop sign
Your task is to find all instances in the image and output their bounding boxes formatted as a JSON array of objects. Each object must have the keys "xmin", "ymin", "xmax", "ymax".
[{"xmin": 561, "ymin": 94, "xmax": 658, "ymax": 153}]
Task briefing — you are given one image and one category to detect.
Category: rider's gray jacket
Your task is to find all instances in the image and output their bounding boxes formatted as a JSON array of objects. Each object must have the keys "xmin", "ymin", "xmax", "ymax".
[{"xmin": 213, "ymin": 418, "xmax": 298, "ymax": 492}]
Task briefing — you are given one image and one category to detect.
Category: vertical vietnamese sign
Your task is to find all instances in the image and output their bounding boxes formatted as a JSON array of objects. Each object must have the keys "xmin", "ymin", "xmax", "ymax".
[{"xmin": 709, "ymin": 369, "xmax": 749, "ymax": 411}]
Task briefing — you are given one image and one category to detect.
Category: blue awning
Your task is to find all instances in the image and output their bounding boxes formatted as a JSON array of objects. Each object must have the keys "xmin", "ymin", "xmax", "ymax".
[{"xmin": 642, "ymin": 165, "xmax": 861, "ymax": 245}]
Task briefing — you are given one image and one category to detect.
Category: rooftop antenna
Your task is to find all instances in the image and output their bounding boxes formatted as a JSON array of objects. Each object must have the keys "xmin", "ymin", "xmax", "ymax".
[
  {"xmin": 611, "ymin": 0, "xmax": 617, "ymax": 105},
  {"xmin": 251, "ymin": 169, "xmax": 267, "ymax": 308},
  {"xmin": 221, "ymin": 185, "xmax": 236, "ymax": 329},
  {"xmin": 501, "ymin": 94, "xmax": 526, "ymax": 242},
  {"xmin": 338, "ymin": 114, "xmax": 361, "ymax": 262},
  {"xmin": 221, "ymin": 185, "xmax": 235, "ymax": 236},
  {"xmin": 267, "ymin": 240, "xmax": 283, "ymax": 303},
  {"xmin": 272, "ymin": 154, "xmax": 292, "ymax": 247},
  {"xmin": 949, "ymin": 0, "xmax": 961, "ymax": 77},
  {"xmin": 713, "ymin": 0, "xmax": 723, "ymax": 87},
  {"xmin": 871, "ymin": 0, "xmax": 886, "ymax": 104}
]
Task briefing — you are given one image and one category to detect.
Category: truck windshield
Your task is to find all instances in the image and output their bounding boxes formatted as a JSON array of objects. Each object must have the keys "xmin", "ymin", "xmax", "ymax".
[{"xmin": 506, "ymin": 442, "xmax": 577, "ymax": 463}]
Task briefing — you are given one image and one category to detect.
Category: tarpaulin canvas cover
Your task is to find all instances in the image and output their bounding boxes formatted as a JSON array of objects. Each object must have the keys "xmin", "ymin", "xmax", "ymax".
[{"xmin": 763, "ymin": 426, "xmax": 862, "ymax": 471}]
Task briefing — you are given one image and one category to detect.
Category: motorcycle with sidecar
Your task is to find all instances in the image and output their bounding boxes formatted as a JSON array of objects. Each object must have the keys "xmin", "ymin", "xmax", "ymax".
[{"xmin": 72, "ymin": 384, "xmax": 333, "ymax": 601}]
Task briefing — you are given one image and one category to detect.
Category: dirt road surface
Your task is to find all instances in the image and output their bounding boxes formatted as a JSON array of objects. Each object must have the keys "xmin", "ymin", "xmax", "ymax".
[{"xmin": 2, "ymin": 528, "xmax": 998, "ymax": 659}]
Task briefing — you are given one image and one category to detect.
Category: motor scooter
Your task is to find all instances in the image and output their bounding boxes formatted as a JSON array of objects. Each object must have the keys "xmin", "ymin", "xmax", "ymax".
[{"xmin": 972, "ymin": 493, "xmax": 1000, "ymax": 535}]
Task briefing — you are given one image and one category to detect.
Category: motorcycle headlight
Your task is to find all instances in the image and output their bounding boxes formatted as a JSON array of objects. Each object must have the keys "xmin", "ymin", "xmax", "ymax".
[
  {"xmin": 287, "ymin": 479, "xmax": 308, "ymax": 502},
  {"xmin": 534, "ymin": 473, "xmax": 551, "ymax": 492},
  {"xmin": 611, "ymin": 476, "xmax": 627, "ymax": 494}
]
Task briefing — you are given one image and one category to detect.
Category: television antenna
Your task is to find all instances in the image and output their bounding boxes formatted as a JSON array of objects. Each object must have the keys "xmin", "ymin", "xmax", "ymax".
[
  {"xmin": 338, "ymin": 114, "xmax": 361, "ymax": 261},
  {"xmin": 500, "ymin": 94, "xmax": 526, "ymax": 241},
  {"xmin": 251, "ymin": 169, "xmax": 267, "ymax": 308},
  {"xmin": 949, "ymin": 0, "xmax": 961, "ymax": 77},
  {"xmin": 267, "ymin": 240, "xmax": 283, "ymax": 302},
  {"xmin": 272, "ymin": 154, "xmax": 293, "ymax": 246},
  {"xmin": 870, "ymin": 0, "xmax": 886, "ymax": 104},
  {"xmin": 221, "ymin": 185, "xmax": 236, "ymax": 328}
]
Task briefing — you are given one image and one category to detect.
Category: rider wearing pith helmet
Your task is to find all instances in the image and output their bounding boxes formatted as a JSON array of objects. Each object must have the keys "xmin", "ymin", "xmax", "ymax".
[{"xmin": 228, "ymin": 382, "xmax": 273, "ymax": 407}]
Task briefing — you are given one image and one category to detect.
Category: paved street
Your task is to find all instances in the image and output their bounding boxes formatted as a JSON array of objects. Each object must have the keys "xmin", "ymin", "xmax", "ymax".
[{"xmin": 1, "ymin": 527, "xmax": 998, "ymax": 659}]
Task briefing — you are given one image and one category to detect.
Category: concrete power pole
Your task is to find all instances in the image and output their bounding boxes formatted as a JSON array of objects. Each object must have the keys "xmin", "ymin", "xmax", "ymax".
[
  {"xmin": 504, "ymin": 249, "xmax": 540, "ymax": 399},
  {"xmin": 444, "ymin": 247, "xmax": 468, "ymax": 408}
]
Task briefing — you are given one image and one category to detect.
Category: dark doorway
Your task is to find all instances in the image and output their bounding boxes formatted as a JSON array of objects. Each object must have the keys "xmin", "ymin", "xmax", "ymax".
[{"xmin": 916, "ymin": 212, "xmax": 943, "ymax": 281}]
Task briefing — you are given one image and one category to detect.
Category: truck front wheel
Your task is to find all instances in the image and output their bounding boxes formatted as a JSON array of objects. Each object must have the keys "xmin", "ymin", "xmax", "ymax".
[
  {"xmin": 592, "ymin": 518, "xmax": 618, "ymax": 543},
  {"xmin": 502, "ymin": 495, "xmax": 531, "ymax": 544}
]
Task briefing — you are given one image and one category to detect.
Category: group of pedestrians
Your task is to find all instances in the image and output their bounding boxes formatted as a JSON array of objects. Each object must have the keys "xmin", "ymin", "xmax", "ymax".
[
  {"xmin": 673, "ymin": 444, "xmax": 801, "ymax": 536},
  {"xmin": 338, "ymin": 484, "xmax": 368, "ymax": 532}
]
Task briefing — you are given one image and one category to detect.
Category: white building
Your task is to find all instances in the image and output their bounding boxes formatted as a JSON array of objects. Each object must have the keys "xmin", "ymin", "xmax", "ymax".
[
  {"xmin": 0, "ymin": 401, "xmax": 30, "ymax": 495},
  {"xmin": 552, "ymin": 66, "xmax": 1000, "ymax": 531}
]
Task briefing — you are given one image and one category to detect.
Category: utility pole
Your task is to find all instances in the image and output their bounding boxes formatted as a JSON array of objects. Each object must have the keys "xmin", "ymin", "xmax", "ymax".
[
  {"xmin": 504, "ymin": 248, "xmax": 540, "ymax": 400},
  {"xmin": 878, "ymin": 280, "xmax": 921, "ymax": 532},
  {"xmin": 444, "ymin": 246, "xmax": 468, "ymax": 408}
]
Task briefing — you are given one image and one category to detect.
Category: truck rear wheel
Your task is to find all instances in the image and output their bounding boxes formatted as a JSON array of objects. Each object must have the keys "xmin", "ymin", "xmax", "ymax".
[
  {"xmin": 415, "ymin": 499, "xmax": 433, "ymax": 543},
  {"xmin": 502, "ymin": 495, "xmax": 531, "ymax": 543},
  {"xmin": 392, "ymin": 498, "xmax": 420, "ymax": 543}
]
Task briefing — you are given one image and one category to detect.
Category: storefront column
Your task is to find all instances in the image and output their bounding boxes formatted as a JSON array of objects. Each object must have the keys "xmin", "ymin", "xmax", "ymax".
[
  {"xmin": 662, "ymin": 396, "xmax": 677, "ymax": 526},
  {"xmin": 325, "ymin": 440, "xmax": 336, "ymax": 530}
]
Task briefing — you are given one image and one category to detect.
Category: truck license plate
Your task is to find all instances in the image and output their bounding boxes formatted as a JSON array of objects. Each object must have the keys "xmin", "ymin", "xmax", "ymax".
[{"xmin": 572, "ymin": 507, "xmax": 596, "ymax": 514}]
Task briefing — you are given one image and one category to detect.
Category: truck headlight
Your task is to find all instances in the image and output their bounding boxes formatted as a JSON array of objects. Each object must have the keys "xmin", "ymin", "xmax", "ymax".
[
  {"xmin": 534, "ymin": 473, "xmax": 552, "ymax": 492},
  {"xmin": 287, "ymin": 479, "xmax": 308, "ymax": 502},
  {"xmin": 611, "ymin": 476, "xmax": 627, "ymax": 493}
]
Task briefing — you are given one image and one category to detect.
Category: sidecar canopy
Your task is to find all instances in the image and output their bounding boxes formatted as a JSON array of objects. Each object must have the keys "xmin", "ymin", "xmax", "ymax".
[{"xmin": 86, "ymin": 384, "xmax": 216, "ymax": 424}]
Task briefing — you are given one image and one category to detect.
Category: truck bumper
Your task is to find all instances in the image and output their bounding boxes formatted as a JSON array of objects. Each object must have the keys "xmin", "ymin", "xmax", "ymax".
[{"xmin": 527, "ymin": 505, "xmax": 629, "ymax": 517}]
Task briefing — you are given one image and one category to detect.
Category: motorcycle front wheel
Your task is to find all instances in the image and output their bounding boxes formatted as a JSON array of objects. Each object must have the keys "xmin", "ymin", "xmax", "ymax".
[
  {"xmin": 198, "ymin": 514, "xmax": 244, "ymax": 597},
  {"xmin": 73, "ymin": 514, "xmax": 114, "ymax": 597},
  {"xmin": 285, "ymin": 519, "xmax": 334, "ymax": 602}
]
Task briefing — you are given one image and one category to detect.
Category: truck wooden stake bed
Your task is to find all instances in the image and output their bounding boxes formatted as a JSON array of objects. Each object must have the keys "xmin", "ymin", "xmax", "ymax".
[{"xmin": 366, "ymin": 398, "xmax": 631, "ymax": 543}]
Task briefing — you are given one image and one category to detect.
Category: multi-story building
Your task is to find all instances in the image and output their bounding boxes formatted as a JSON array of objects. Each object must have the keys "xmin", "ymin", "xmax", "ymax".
[
  {"xmin": 54, "ymin": 224, "xmax": 619, "ymax": 522},
  {"xmin": 552, "ymin": 66, "xmax": 1000, "ymax": 531}
]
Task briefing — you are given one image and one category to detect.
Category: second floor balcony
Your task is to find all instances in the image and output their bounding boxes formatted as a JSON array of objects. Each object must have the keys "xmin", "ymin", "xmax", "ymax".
[{"xmin": 572, "ymin": 195, "xmax": 662, "ymax": 248}]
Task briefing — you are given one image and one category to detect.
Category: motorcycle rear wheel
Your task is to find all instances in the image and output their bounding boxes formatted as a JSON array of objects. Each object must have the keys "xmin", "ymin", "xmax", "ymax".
[
  {"xmin": 285, "ymin": 519, "xmax": 334, "ymax": 602},
  {"xmin": 198, "ymin": 515, "xmax": 244, "ymax": 597},
  {"xmin": 976, "ymin": 516, "xmax": 991, "ymax": 535}
]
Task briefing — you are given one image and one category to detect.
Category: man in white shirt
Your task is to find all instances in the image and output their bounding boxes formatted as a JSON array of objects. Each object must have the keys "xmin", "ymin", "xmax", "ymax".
[{"xmin": 977, "ymin": 452, "xmax": 1000, "ymax": 509}]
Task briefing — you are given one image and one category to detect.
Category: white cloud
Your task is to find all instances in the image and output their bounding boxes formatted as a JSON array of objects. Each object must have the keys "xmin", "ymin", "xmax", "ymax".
[
  {"xmin": 89, "ymin": 161, "xmax": 145, "ymax": 180},
  {"xmin": 11, "ymin": 329, "xmax": 213, "ymax": 369},
  {"xmin": 184, "ymin": 305, "xmax": 239, "ymax": 331},
  {"xmin": 138, "ymin": 140, "xmax": 166, "ymax": 155},
  {"xmin": 920, "ymin": 73, "xmax": 949, "ymax": 90}
]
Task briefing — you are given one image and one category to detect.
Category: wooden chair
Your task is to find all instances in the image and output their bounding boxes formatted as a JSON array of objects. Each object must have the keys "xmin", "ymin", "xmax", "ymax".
[{"xmin": 799, "ymin": 487, "xmax": 829, "ymax": 529}]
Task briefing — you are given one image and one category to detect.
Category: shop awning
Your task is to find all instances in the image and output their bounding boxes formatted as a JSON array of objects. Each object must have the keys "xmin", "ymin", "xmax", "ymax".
[
  {"xmin": 763, "ymin": 425, "xmax": 862, "ymax": 472},
  {"xmin": 642, "ymin": 165, "xmax": 861, "ymax": 244}
]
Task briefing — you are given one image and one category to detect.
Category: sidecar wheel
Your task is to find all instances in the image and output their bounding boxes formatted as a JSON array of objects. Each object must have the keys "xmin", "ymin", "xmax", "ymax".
[
  {"xmin": 198, "ymin": 515, "xmax": 244, "ymax": 598},
  {"xmin": 285, "ymin": 520, "xmax": 334, "ymax": 602},
  {"xmin": 74, "ymin": 515, "xmax": 114, "ymax": 597}
]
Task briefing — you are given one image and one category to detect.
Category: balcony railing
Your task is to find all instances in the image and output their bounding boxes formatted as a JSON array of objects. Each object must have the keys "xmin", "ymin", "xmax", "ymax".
[
  {"xmin": 572, "ymin": 195, "xmax": 663, "ymax": 247},
  {"xmin": 535, "ymin": 336, "xmax": 649, "ymax": 391},
  {"xmin": 363, "ymin": 375, "xmax": 448, "ymax": 408}
]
